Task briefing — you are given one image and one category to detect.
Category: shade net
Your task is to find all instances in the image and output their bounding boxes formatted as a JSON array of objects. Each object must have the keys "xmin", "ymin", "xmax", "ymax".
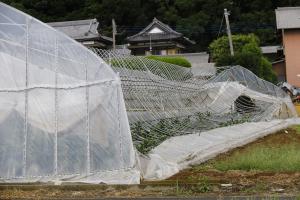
[
  {"xmin": 0, "ymin": 3, "xmax": 137, "ymax": 183},
  {"xmin": 92, "ymin": 49, "xmax": 297, "ymax": 154}
]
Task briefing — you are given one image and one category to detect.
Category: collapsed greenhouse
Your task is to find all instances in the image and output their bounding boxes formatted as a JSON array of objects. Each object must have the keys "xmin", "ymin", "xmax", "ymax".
[{"xmin": 0, "ymin": 2, "xmax": 298, "ymax": 184}]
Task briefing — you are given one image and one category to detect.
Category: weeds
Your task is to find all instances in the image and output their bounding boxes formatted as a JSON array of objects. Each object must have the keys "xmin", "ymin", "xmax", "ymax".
[{"xmin": 211, "ymin": 144, "xmax": 300, "ymax": 172}]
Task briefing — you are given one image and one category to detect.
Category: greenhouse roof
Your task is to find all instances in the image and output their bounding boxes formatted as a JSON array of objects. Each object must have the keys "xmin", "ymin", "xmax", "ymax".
[{"xmin": 48, "ymin": 19, "xmax": 112, "ymax": 42}]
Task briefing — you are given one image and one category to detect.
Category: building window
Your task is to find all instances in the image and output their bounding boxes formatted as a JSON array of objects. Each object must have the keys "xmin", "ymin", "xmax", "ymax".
[{"xmin": 145, "ymin": 49, "xmax": 169, "ymax": 55}]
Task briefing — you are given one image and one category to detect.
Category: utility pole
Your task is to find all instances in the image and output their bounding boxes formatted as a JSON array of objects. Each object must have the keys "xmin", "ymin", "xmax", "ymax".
[
  {"xmin": 112, "ymin": 19, "xmax": 116, "ymax": 50},
  {"xmin": 149, "ymin": 34, "xmax": 152, "ymax": 54},
  {"xmin": 224, "ymin": 8, "xmax": 234, "ymax": 56}
]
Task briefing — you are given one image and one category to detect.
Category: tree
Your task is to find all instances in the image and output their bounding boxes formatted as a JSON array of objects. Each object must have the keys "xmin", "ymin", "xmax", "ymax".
[
  {"xmin": 4, "ymin": 0, "xmax": 300, "ymax": 52},
  {"xmin": 209, "ymin": 34, "xmax": 277, "ymax": 83}
]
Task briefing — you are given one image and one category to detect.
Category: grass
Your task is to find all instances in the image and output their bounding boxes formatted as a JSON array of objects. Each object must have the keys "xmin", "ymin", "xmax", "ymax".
[
  {"xmin": 213, "ymin": 144, "xmax": 300, "ymax": 172},
  {"xmin": 293, "ymin": 124, "xmax": 300, "ymax": 133},
  {"xmin": 165, "ymin": 126, "xmax": 300, "ymax": 195},
  {"xmin": 197, "ymin": 125, "xmax": 300, "ymax": 172}
]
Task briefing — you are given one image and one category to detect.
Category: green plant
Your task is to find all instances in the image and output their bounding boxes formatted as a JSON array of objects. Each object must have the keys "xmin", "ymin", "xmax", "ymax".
[
  {"xmin": 293, "ymin": 125, "xmax": 300, "ymax": 134},
  {"xmin": 209, "ymin": 34, "xmax": 277, "ymax": 83},
  {"xmin": 213, "ymin": 144, "xmax": 300, "ymax": 172},
  {"xmin": 219, "ymin": 115, "xmax": 250, "ymax": 127},
  {"xmin": 132, "ymin": 112, "xmax": 251, "ymax": 154},
  {"xmin": 192, "ymin": 176, "xmax": 211, "ymax": 193},
  {"xmin": 146, "ymin": 55, "xmax": 192, "ymax": 68},
  {"xmin": 261, "ymin": 57, "xmax": 277, "ymax": 83}
]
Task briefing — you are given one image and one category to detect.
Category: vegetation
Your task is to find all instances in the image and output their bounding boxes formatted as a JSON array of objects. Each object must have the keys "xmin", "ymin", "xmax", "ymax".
[
  {"xmin": 209, "ymin": 34, "xmax": 277, "ymax": 83},
  {"xmin": 213, "ymin": 145, "xmax": 300, "ymax": 172},
  {"xmin": 147, "ymin": 55, "xmax": 192, "ymax": 68},
  {"xmin": 109, "ymin": 56, "xmax": 193, "ymax": 80},
  {"xmin": 3, "ymin": 0, "xmax": 300, "ymax": 51},
  {"xmin": 131, "ymin": 112, "xmax": 251, "ymax": 154},
  {"xmin": 197, "ymin": 125, "xmax": 300, "ymax": 172},
  {"xmin": 131, "ymin": 118, "xmax": 185, "ymax": 154}
]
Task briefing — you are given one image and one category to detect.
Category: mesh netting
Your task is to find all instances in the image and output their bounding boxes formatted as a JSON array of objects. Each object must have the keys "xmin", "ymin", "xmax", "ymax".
[{"xmin": 92, "ymin": 49, "xmax": 297, "ymax": 154}]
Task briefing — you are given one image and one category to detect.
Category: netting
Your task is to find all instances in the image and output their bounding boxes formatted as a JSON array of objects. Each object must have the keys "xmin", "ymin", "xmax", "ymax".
[
  {"xmin": 92, "ymin": 49, "xmax": 297, "ymax": 154},
  {"xmin": 0, "ymin": 3, "xmax": 137, "ymax": 183}
]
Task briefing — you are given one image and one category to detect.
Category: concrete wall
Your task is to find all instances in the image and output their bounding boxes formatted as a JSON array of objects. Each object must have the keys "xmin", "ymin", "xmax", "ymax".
[{"xmin": 283, "ymin": 29, "xmax": 300, "ymax": 87}]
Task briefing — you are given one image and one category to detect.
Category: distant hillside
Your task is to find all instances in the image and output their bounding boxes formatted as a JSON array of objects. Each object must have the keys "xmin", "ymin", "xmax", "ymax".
[{"xmin": 3, "ymin": 0, "xmax": 300, "ymax": 51}]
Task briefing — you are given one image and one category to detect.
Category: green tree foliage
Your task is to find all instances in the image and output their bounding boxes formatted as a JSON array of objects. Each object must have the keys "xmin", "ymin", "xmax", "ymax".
[
  {"xmin": 2, "ymin": 0, "xmax": 300, "ymax": 51},
  {"xmin": 209, "ymin": 34, "xmax": 277, "ymax": 83},
  {"xmin": 209, "ymin": 34, "xmax": 260, "ymax": 61}
]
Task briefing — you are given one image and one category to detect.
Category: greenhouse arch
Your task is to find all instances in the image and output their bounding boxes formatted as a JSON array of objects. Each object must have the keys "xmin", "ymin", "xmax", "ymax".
[{"xmin": 0, "ymin": 2, "xmax": 138, "ymax": 184}]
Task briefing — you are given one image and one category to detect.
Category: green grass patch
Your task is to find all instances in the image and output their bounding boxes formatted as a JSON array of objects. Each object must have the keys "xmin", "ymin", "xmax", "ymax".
[
  {"xmin": 292, "ymin": 125, "xmax": 300, "ymax": 134},
  {"xmin": 192, "ymin": 127, "xmax": 300, "ymax": 172},
  {"xmin": 208, "ymin": 144, "xmax": 300, "ymax": 172}
]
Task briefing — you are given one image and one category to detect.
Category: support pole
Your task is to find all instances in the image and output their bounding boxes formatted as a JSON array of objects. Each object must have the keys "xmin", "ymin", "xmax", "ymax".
[
  {"xmin": 149, "ymin": 34, "xmax": 152, "ymax": 55},
  {"xmin": 23, "ymin": 16, "xmax": 29, "ymax": 178},
  {"xmin": 85, "ymin": 50, "xmax": 91, "ymax": 176},
  {"xmin": 112, "ymin": 19, "xmax": 116, "ymax": 51},
  {"xmin": 224, "ymin": 8, "xmax": 234, "ymax": 56},
  {"xmin": 54, "ymin": 37, "xmax": 58, "ymax": 177}
]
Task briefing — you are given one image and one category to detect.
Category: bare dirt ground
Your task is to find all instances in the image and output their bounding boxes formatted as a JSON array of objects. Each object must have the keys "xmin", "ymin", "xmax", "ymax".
[{"xmin": 1, "ymin": 128, "xmax": 300, "ymax": 199}]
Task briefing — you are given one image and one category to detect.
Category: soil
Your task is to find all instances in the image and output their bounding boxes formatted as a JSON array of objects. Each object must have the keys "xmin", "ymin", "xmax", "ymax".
[{"xmin": 1, "ymin": 128, "xmax": 300, "ymax": 199}]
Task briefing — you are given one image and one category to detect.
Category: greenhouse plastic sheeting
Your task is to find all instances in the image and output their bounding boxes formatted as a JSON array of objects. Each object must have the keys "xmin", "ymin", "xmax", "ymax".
[
  {"xmin": 0, "ymin": 2, "xmax": 139, "ymax": 184},
  {"xmin": 140, "ymin": 118, "xmax": 300, "ymax": 180}
]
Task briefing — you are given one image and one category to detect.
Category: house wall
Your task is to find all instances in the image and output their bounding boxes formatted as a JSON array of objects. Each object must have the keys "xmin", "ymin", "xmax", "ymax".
[
  {"xmin": 283, "ymin": 29, "xmax": 300, "ymax": 87},
  {"xmin": 144, "ymin": 48, "xmax": 180, "ymax": 56}
]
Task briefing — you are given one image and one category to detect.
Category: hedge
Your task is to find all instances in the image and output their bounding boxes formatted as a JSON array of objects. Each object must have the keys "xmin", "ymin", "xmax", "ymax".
[{"xmin": 146, "ymin": 55, "xmax": 192, "ymax": 68}]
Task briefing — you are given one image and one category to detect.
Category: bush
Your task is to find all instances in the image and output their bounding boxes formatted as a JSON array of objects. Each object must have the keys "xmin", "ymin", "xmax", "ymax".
[
  {"xmin": 217, "ymin": 52, "xmax": 261, "ymax": 74},
  {"xmin": 210, "ymin": 34, "xmax": 278, "ymax": 84},
  {"xmin": 108, "ymin": 56, "xmax": 193, "ymax": 81},
  {"xmin": 146, "ymin": 55, "xmax": 192, "ymax": 68},
  {"xmin": 209, "ymin": 34, "xmax": 260, "ymax": 62},
  {"xmin": 260, "ymin": 57, "xmax": 277, "ymax": 83}
]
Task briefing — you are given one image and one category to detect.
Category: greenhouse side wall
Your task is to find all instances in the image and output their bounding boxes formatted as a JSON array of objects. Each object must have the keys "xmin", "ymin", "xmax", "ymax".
[{"xmin": 0, "ymin": 2, "xmax": 139, "ymax": 184}]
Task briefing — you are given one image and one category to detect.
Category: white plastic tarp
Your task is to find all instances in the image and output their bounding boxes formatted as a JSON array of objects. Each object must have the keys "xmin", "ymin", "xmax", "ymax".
[{"xmin": 0, "ymin": 2, "xmax": 139, "ymax": 184}]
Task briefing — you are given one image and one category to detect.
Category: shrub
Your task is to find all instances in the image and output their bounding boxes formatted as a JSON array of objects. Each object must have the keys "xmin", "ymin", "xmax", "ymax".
[
  {"xmin": 146, "ymin": 55, "xmax": 192, "ymax": 68},
  {"xmin": 108, "ymin": 56, "xmax": 193, "ymax": 81},
  {"xmin": 260, "ymin": 57, "xmax": 277, "ymax": 83},
  {"xmin": 210, "ymin": 34, "xmax": 277, "ymax": 84},
  {"xmin": 209, "ymin": 34, "xmax": 260, "ymax": 62}
]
